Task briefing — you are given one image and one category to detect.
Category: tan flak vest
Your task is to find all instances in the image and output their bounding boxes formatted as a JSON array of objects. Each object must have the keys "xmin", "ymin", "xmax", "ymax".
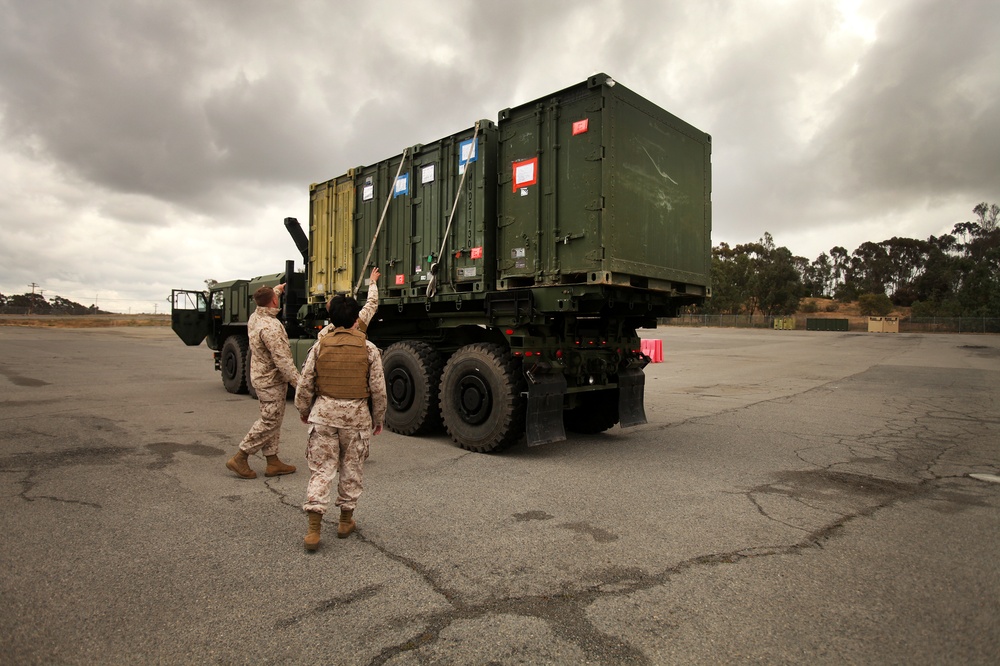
[{"xmin": 315, "ymin": 328, "xmax": 371, "ymax": 399}]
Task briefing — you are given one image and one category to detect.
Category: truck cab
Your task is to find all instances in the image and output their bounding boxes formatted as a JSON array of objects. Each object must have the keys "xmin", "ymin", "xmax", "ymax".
[{"xmin": 171, "ymin": 265, "xmax": 308, "ymax": 396}]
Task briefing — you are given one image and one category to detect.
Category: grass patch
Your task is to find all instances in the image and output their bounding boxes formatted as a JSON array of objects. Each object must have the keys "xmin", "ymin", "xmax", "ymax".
[{"xmin": 0, "ymin": 315, "xmax": 171, "ymax": 328}]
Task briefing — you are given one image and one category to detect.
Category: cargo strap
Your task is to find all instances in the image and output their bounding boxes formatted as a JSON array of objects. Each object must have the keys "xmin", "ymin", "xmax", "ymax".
[
  {"xmin": 355, "ymin": 148, "xmax": 410, "ymax": 297},
  {"xmin": 426, "ymin": 121, "xmax": 481, "ymax": 298}
]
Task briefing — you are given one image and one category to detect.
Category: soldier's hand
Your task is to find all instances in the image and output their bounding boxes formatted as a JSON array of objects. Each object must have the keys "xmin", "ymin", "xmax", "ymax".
[
  {"xmin": 373, "ymin": 424, "xmax": 383, "ymax": 435},
  {"xmin": 300, "ymin": 414, "xmax": 309, "ymax": 424},
  {"xmin": 275, "ymin": 283, "xmax": 285, "ymax": 296},
  {"xmin": 369, "ymin": 267, "xmax": 380, "ymax": 283}
]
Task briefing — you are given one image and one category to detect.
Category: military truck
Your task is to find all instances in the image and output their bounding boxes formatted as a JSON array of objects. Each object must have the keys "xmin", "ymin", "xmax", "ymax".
[
  {"xmin": 172, "ymin": 74, "xmax": 712, "ymax": 452},
  {"xmin": 170, "ymin": 260, "xmax": 307, "ymax": 400}
]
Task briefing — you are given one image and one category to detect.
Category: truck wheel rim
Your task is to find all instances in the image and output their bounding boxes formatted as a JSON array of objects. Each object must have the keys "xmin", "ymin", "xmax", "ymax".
[
  {"xmin": 223, "ymin": 352, "xmax": 236, "ymax": 379},
  {"xmin": 388, "ymin": 367, "xmax": 415, "ymax": 411},
  {"xmin": 457, "ymin": 374, "xmax": 491, "ymax": 425}
]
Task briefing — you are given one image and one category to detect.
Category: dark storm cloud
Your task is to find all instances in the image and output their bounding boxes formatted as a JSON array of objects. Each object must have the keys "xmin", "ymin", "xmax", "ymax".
[
  {"xmin": 0, "ymin": 1, "xmax": 509, "ymax": 211},
  {"xmin": 0, "ymin": 1, "xmax": 220, "ymax": 203},
  {"xmin": 0, "ymin": 1, "xmax": 637, "ymax": 206},
  {"xmin": 809, "ymin": 0, "xmax": 1000, "ymax": 203}
]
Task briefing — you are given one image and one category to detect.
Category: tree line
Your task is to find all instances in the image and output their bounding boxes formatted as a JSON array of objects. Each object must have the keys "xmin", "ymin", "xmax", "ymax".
[
  {"xmin": 705, "ymin": 202, "xmax": 1000, "ymax": 318},
  {"xmin": 0, "ymin": 292, "xmax": 106, "ymax": 315}
]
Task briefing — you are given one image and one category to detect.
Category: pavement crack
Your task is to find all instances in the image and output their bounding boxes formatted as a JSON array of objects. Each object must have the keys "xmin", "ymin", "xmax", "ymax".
[
  {"xmin": 24, "ymin": 493, "xmax": 102, "ymax": 509},
  {"xmin": 357, "ymin": 465, "xmax": 932, "ymax": 665},
  {"xmin": 356, "ymin": 531, "xmax": 649, "ymax": 664},
  {"xmin": 262, "ymin": 475, "xmax": 300, "ymax": 510},
  {"xmin": 16, "ymin": 469, "xmax": 102, "ymax": 508},
  {"xmin": 357, "ymin": 531, "xmax": 462, "ymax": 604},
  {"xmin": 743, "ymin": 491, "xmax": 813, "ymax": 533},
  {"xmin": 275, "ymin": 584, "xmax": 383, "ymax": 629}
]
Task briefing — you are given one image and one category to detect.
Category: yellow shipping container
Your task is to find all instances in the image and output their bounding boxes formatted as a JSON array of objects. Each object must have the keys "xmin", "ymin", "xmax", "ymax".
[
  {"xmin": 308, "ymin": 173, "xmax": 355, "ymax": 303},
  {"xmin": 868, "ymin": 316, "xmax": 899, "ymax": 333}
]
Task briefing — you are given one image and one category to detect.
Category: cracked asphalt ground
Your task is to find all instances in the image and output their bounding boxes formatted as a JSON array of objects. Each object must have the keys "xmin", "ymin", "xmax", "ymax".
[{"xmin": 1, "ymin": 326, "xmax": 998, "ymax": 664}]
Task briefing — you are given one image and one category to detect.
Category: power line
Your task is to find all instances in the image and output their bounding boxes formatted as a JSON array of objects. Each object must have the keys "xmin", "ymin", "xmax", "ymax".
[{"xmin": 28, "ymin": 282, "xmax": 39, "ymax": 315}]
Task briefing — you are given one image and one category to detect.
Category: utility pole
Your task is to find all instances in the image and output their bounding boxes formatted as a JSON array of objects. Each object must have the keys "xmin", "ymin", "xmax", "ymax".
[{"xmin": 28, "ymin": 282, "xmax": 39, "ymax": 315}]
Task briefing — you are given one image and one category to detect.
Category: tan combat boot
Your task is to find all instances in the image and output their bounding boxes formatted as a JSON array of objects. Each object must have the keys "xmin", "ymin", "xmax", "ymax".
[
  {"xmin": 226, "ymin": 450, "xmax": 256, "ymax": 479},
  {"xmin": 337, "ymin": 509, "xmax": 355, "ymax": 538},
  {"xmin": 265, "ymin": 455, "xmax": 296, "ymax": 477},
  {"xmin": 304, "ymin": 511, "xmax": 322, "ymax": 551}
]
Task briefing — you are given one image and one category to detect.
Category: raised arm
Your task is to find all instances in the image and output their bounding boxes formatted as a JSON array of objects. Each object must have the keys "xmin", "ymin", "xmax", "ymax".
[{"xmin": 358, "ymin": 267, "xmax": 380, "ymax": 331}]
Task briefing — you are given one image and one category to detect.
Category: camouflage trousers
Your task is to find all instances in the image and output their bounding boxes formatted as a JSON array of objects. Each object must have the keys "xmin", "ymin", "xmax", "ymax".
[
  {"xmin": 302, "ymin": 424, "xmax": 370, "ymax": 514},
  {"xmin": 238, "ymin": 399, "xmax": 286, "ymax": 457}
]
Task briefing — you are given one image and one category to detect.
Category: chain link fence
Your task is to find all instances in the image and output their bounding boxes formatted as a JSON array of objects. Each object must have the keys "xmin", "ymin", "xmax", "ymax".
[{"xmin": 660, "ymin": 315, "xmax": 1000, "ymax": 334}]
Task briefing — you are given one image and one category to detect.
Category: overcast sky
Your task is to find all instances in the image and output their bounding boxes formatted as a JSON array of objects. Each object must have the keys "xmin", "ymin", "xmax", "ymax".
[{"xmin": 1, "ymin": 0, "xmax": 997, "ymax": 313}]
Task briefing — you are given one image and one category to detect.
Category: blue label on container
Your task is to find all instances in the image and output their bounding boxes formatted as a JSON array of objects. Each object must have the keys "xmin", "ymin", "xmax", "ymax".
[
  {"xmin": 394, "ymin": 173, "xmax": 409, "ymax": 198},
  {"xmin": 458, "ymin": 139, "xmax": 477, "ymax": 174}
]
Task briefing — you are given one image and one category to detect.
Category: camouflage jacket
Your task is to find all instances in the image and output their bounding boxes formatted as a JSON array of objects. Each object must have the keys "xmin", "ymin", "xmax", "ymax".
[
  {"xmin": 357, "ymin": 281, "xmax": 378, "ymax": 331},
  {"xmin": 247, "ymin": 306, "xmax": 301, "ymax": 401},
  {"xmin": 294, "ymin": 282, "xmax": 385, "ymax": 429}
]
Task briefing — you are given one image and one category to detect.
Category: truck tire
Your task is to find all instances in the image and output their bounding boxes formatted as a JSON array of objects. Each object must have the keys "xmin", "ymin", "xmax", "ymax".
[
  {"xmin": 383, "ymin": 341, "xmax": 443, "ymax": 436},
  {"xmin": 564, "ymin": 388, "xmax": 619, "ymax": 434},
  {"xmin": 439, "ymin": 343, "xmax": 525, "ymax": 453},
  {"xmin": 221, "ymin": 335, "xmax": 249, "ymax": 394}
]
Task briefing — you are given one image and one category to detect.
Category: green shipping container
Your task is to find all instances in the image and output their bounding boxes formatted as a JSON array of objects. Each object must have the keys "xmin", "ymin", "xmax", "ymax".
[
  {"xmin": 350, "ymin": 121, "xmax": 498, "ymax": 305},
  {"xmin": 806, "ymin": 318, "xmax": 850, "ymax": 331},
  {"xmin": 496, "ymin": 74, "xmax": 712, "ymax": 296}
]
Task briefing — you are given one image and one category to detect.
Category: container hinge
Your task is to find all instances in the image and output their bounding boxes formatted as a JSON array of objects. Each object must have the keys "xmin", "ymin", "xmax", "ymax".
[
  {"xmin": 586, "ymin": 147, "xmax": 605, "ymax": 161},
  {"xmin": 586, "ymin": 248, "xmax": 605, "ymax": 261},
  {"xmin": 584, "ymin": 197, "xmax": 605, "ymax": 211},
  {"xmin": 499, "ymin": 215, "xmax": 517, "ymax": 228}
]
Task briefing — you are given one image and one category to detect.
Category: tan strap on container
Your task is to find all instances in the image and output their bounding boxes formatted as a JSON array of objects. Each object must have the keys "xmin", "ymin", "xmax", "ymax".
[
  {"xmin": 427, "ymin": 121, "xmax": 481, "ymax": 298},
  {"xmin": 355, "ymin": 148, "xmax": 410, "ymax": 297}
]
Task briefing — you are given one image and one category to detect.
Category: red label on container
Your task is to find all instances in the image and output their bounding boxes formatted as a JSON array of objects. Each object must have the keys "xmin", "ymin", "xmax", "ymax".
[
  {"xmin": 395, "ymin": 274, "xmax": 405, "ymax": 285},
  {"xmin": 512, "ymin": 157, "xmax": 538, "ymax": 192},
  {"xmin": 470, "ymin": 246, "xmax": 483, "ymax": 259},
  {"xmin": 572, "ymin": 119, "xmax": 589, "ymax": 135}
]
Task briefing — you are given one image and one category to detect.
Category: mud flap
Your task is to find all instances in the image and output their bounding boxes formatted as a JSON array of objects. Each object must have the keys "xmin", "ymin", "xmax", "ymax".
[
  {"xmin": 526, "ymin": 373, "xmax": 567, "ymax": 446},
  {"xmin": 618, "ymin": 368, "xmax": 648, "ymax": 428}
]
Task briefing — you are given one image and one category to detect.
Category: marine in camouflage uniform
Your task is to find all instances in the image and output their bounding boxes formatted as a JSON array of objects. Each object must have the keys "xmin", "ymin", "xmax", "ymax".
[
  {"xmin": 225, "ymin": 283, "xmax": 302, "ymax": 479},
  {"xmin": 297, "ymin": 268, "xmax": 386, "ymax": 550}
]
